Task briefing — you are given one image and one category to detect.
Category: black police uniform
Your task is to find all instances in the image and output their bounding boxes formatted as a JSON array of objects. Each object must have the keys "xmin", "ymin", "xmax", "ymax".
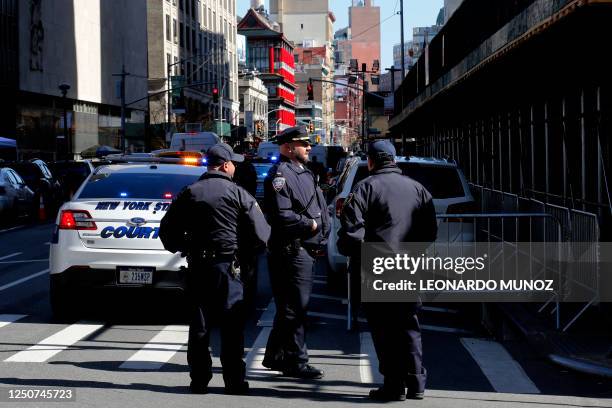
[
  {"xmin": 159, "ymin": 146, "xmax": 270, "ymax": 393},
  {"xmin": 337, "ymin": 142, "xmax": 437, "ymax": 400},
  {"xmin": 262, "ymin": 126, "xmax": 330, "ymax": 375}
]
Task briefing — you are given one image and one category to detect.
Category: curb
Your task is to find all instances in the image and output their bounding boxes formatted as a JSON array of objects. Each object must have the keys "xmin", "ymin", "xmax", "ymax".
[
  {"xmin": 496, "ymin": 303, "xmax": 612, "ymax": 379},
  {"xmin": 548, "ymin": 354, "xmax": 612, "ymax": 379}
]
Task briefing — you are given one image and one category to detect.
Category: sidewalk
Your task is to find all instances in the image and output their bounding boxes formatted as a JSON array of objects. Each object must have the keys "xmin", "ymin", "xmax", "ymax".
[{"xmin": 498, "ymin": 303, "xmax": 612, "ymax": 378}]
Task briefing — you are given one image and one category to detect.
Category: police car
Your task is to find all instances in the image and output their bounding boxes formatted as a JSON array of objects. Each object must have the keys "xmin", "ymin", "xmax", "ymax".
[{"xmin": 49, "ymin": 159, "xmax": 207, "ymax": 317}]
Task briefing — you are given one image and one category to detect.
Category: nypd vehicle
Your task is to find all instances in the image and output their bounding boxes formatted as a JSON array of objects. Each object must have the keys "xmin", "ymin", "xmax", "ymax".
[{"xmin": 49, "ymin": 160, "xmax": 207, "ymax": 317}]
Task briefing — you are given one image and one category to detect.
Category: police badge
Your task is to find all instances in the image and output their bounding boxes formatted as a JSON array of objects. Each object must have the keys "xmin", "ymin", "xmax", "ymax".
[{"xmin": 272, "ymin": 177, "xmax": 286, "ymax": 192}]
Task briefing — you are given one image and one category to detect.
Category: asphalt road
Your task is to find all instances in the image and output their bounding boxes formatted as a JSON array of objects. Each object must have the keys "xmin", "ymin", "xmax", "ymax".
[{"xmin": 0, "ymin": 223, "xmax": 610, "ymax": 408}]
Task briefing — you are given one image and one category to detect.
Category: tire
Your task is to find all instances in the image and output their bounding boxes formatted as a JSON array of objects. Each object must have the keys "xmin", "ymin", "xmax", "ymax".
[{"xmin": 49, "ymin": 278, "xmax": 75, "ymax": 322}]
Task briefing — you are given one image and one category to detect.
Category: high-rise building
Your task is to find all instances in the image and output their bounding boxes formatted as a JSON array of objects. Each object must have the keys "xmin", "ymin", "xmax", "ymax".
[
  {"xmin": 269, "ymin": 0, "xmax": 334, "ymax": 47},
  {"xmin": 349, "ymin": 0, "xmax": 381, "ymax": 90},
  {"xmin": 147, "ymin": 0, "xmax": 240, "ymax": 138},
  {"xmin": 238, "ymin": 8, "xmax": 296, "ymax": 135},
  {"xmin": 15, "ymin": 0, "xmax": 148, "ymax": 159}
]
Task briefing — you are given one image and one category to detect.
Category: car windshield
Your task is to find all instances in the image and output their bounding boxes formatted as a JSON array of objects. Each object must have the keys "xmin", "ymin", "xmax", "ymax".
[
  {"xmin": 353, "ymin": 163, "xmax": 466, "ymax": 199},
  {"xmin": 253, "ymin": 163, "xmax": 273, "ymax": 180},
  {"xmin": 78, "ymin": 172, "xmax": 202, "ymax": 199}
]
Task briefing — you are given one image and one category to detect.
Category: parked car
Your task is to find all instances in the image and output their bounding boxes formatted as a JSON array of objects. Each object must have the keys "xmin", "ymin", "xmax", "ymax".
[
  {"xmin": 0, "ymin": 167, "xmax": 36, "ymax": 223},
  {"xmin": 49, "ymin": 160, "xmax": 95, "ymax": 201},
  {"xmin": 326, "ymin": 156, "xmax": 476, "ymax": 282},
  {"xmin": 0, "ymin": 159, "xmax": 63, "ymax": 217}
]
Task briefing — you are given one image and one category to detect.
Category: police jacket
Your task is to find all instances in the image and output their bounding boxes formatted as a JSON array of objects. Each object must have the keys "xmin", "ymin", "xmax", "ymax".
[
  {"xmin": 159, "ymin": 170, "xmax": 271, "ymax": 257},
  {"xmin": 264, "ymin": 155, "xmax": 330, "ymax": 248},
  {"xmin": 337, "ymin": 164, "xmax": 437, "ymax": 257}
]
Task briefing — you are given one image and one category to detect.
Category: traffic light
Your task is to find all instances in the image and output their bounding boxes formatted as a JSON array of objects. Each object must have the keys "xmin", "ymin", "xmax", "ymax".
[
  {"xmin": 307, "ymin": 79, "xmax": 314, "ymax": 101},
  {"xmin": 212, "ymin": 87, "xmax": 219, "ymax": 103}
]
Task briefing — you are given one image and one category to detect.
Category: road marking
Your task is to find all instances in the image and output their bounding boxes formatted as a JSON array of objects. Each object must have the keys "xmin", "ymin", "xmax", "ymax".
[
  {"xmin": 0, "ymin": 252, "xmax": 22, "ymax": 261},
  {"xmin": 0, "ymin": 225, "xmax": 26, "ymax": 234},
  {"xmin": 461, "ymin": 338, "xmax": 540, "ymax": 394},
  {"xmin": 120, "ymin": 325, "xmax": 188, "ymax": 370},
  {"xmin": 247, "ymin": 301, "xmax": 282, "ymax": 377},
  {"xmin": 359, "ymin": 332, "xmax": 383, "ymax": 384},
  {"xmin": 5, "ymin": 321, "xmax": 105, "ymax": 363},
  {"xmin": 257, "ymin": 300, "xmax": 276, "ymax": 327},
  {"xmin": 308, "ymin": 311, "xmax": 366, "ymax": 323},
  {"xmin": 0, "ymin": 314, "xmax": 27, "ymax": 329},
  {"xmin": 313, "ymin": 279, "xmax": 326, "ymax": 285},
  {"xmin": 0, "ymin": 269, "xmax": 49, "ymax": 293},
  {"xmin": 422, "ymin": 306, "xmax": 459, "ymax": 314}
]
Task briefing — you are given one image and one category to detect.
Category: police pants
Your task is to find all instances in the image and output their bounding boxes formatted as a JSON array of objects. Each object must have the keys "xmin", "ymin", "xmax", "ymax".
[
  {"xmin": 263, "ymin": 247, "xmax": 314, "ymax": 369},
  {"xmin": 186, "ymin": 259, "xmax": 246, "ymax": 386},
  {"xmin": 363, "ymin": 302, "xmax": 426, "ymax": 393}
]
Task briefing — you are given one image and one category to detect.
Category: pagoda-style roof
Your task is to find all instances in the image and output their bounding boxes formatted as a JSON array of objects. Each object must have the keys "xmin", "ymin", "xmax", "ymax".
[{"xmin": 237, "ymin": 8, "xmax": 281, "ymax": 38}]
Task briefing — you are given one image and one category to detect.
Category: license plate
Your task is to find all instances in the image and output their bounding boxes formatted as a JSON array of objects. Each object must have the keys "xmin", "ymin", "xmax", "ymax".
[{"xmin": 118, "ymin": 267, "xmax": 154, "ymax": 285}]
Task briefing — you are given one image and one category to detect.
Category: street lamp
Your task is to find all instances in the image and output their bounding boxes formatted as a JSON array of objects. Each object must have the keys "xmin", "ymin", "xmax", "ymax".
[{"xmin": 58, "ymin": 83, "xmax": 71, "ymax": 159}]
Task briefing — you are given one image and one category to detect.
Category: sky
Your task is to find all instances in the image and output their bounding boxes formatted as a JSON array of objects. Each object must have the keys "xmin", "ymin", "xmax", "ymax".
[{"xmin": 237, "ymin": 0, "xmax": 444, "ymax": 69}]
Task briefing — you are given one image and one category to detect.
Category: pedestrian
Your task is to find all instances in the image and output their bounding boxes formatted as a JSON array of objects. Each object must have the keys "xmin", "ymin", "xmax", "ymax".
[
  {"xmin": 337, "ymin": 140, "xmax": 438, "ymax": 401},
  {"xmin": 159, "ymin": 143, "xmax": 270, "ymax": 395},
  {"xmin": 262, "ymin": 125, "xmax": 330, "ymax": 379}
]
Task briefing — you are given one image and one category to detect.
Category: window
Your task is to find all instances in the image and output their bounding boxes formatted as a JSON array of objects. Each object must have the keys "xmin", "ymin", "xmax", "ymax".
[
  {"xmin": 179, "ymin": 0, "xmax": 183, "ymax": 10},
  {"xmin": 166, "ymin": 53, "xmax": 171, "ymax": 74},
  {"xmin": 173, "ymin": 19, "xmax": 178, "ymax": 43},
  {"xmin": 165, "ymin": 15, "xmax": 171, "ymax": 41},
  {"xmin": 186, "ymin": 25, "xmax": 191, "ymax": 50},
  {"xmin": 180, "ymin": 23, "xmax": 184, "ymax": 47},
  {"xmin": 79, "ymin": 173, "xmax": 202, "ymax": 199},
  {"xmin": 174, "ymin": 57, "xmax": 179, "ymax": 75}
]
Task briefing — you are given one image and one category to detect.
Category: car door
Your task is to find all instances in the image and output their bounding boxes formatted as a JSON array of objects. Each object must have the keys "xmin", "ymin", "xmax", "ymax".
[{"xmin": 7, "ymin": 170, "xmax": 30, "ymax": 214}]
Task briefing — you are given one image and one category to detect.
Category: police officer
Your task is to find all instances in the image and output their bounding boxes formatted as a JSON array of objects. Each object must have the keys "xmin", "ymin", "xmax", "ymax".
[
  {"xmin": 262, "ymin": 125, "xmax": 330, "ymax": 379},
  {"xmin": 159, "ymin": 143, "xmax": 270, "ymax": 395},
  {"xmin": 337, "ymin": 140, "xmax": 437, "ymax": 401}
]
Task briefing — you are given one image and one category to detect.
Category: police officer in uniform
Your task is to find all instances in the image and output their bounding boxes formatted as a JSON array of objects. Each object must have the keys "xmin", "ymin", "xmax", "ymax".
[
  {"xmin": 159, "ymin": 143, "xmax": 270, "ymax": 395},
  {"xmin": 337, "ymin": 140, "xmax": 437, "ymax": 401},
  {"xmin": 262, "ymin": 125, "xmax": 330, "ymax": 379}
]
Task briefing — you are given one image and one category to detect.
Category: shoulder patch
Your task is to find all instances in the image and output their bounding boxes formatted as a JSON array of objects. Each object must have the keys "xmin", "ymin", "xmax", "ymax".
[{"xmin": 272, "ymin": 177, "xmax": 286, "ymax": 192}]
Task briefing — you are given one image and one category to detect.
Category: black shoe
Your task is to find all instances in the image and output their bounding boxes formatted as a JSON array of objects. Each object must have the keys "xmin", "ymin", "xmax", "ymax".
[
  {"xmin": 406, "ymin": 390, "xmax": 424, "ymax": 400},
  {"xmin": 369, "ymin": 386, "xmax": 407, "ymax": 402},
  {"xmin": 224, "ymin": 381, "xmax": 249, "ymax": 395},
  {"xmin": 282, "ymin": 364, "xmax": 324, "ymax": 379},
  {"xmin": 189, "ymin": 381, "xmax": 208, "ymax": 394}
]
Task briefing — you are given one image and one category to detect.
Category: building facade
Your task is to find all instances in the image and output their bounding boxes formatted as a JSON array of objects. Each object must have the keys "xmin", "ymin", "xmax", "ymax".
[
  {"xmin": 239, "ymin": 74, "xmax": 268, "ymax": 139},
  {"xmin": 238, "ymin": 8, "xmax": 296, "ymax": 136},
  {"xmin": 147, "ymin": 0, "xmax": 239, "ymax": 139},
  {"xmin": 269, "ymin": 0, "xmax": 334, "ymax": 48},
  {"xmin": 0, "ymin": 0, "xmax": 18, "ymax": 140},
  {"xmin": 348, "ymin": 0, "xmax": 380, "ymax": 91},
  {"xmin": 16, "ymin": 0, "xmax": 148, "ymax": 159},
  {"xmin": 293, "ymin": 45, "xmax": 334, "ymax": 143}
]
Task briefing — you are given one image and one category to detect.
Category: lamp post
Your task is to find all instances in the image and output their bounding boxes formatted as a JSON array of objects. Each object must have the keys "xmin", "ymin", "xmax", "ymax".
[{"xmin": 58, "ymin": 83, "xmax": 71, "ymax": 159}]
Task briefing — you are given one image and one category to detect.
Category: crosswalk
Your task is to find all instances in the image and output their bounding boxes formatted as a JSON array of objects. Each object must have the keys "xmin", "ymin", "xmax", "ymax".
[{"xmin": 0, "ymin": 311, "xmax": 539, "ymax": 396}]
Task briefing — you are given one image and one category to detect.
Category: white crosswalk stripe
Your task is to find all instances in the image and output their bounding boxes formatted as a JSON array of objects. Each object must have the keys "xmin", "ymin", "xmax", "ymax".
[
  {"xmin": 5, "ymin": 321, "xmax": 104, "ymax": 363},
  {"xmin": 119, "ymin": 325, "xmax": 188, "ymax": 370},
  {"xmin": 461, "ymin": 338, "xmax": 540, "ymax": 394},
  {"xmin": 0, "ymin": 314, "xmax": 27, "ymax": 329}
]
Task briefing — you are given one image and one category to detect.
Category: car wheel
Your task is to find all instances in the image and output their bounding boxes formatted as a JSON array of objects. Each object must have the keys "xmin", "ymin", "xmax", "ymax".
[{"xmin": 49, "ymin": 279, "xmax": 75, "ymax": 321}]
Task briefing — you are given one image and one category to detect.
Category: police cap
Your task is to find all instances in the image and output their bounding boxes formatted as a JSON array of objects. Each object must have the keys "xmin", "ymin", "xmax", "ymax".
[
  {"xmin": 207, "ymin": 143, "xmax": 245, "ymax": 166},
  {"xmin": 368, "ymin": 140, "xmax": 396, "ymax": 163},
  {"xmin": 272, "ymin": 125, "xmax": 311, "ymax": 145}
]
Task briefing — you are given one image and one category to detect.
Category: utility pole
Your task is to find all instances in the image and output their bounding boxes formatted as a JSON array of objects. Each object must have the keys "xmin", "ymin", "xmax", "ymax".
[{"xmin": 400, "ymin": 0, "xmax": 406, "ymax": 79}]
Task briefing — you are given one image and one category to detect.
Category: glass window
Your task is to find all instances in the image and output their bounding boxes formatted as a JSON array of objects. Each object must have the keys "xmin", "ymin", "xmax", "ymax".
[
  {"xmin": 180, "ymin": 23, "xmax": 184, "ymax": 47},
  {"xmin": 165, "ymin": 15, "xmax": 171, "ymax": 41},
  {"xmin": 173, "ymin": 19, "xmax": 178, "ymax": 43},
  {"xmin": 399, "ymin": 164, "xmax": 465, "ymax": 199},
  {"xmin": 78, "ymin": 173, "xmax": 203, "ymax": 199}
]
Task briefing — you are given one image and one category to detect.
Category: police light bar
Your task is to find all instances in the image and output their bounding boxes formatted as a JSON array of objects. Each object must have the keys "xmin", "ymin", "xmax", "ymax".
[{"xmin": 163, "ymin": 193, "xmax": 173, "ymax": 199}]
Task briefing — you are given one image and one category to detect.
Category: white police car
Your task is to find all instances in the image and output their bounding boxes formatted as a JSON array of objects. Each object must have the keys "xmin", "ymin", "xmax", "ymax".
[{"xmin": 49, "ymin": 161, "xmax": 207, "ymax": 317}]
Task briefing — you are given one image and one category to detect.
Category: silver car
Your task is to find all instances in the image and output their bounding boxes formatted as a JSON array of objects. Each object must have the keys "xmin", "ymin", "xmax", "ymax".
[{"xmin": 0, "ymin": 167, "xmax": 36, "ymax": 222}]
